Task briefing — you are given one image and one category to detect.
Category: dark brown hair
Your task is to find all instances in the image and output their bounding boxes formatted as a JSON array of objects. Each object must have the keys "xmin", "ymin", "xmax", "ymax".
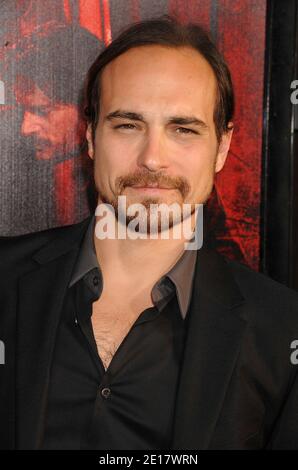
[{"xmin": 84, "ymin": 14, "xmax": 234, "ymax": 142}]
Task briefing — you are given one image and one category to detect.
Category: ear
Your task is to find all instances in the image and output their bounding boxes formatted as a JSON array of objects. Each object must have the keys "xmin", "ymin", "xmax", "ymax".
[
  {"xmin": 86, "ymin": 123, "xmax": 95, "ymax": 160},
  {"xmin": 215, "ymin": 123, "xmax": 233, "ymax": 173}
]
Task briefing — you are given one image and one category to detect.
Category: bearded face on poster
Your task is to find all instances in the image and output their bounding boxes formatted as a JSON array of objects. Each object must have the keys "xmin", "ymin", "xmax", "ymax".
[{"xmin": 3, "ymin": 24, "xmax": 103, "ymax": 227}]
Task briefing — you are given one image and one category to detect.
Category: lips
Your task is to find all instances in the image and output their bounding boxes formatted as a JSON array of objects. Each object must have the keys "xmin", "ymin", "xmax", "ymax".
[{"xmin": 130, "ymin": 183, "xmax": 174, "ymax": 189}]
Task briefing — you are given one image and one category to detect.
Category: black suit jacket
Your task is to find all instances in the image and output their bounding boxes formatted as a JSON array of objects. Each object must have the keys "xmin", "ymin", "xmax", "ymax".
[{"xmin": 1, "ymin": 214, "xmax": 298, "ymax": 450}]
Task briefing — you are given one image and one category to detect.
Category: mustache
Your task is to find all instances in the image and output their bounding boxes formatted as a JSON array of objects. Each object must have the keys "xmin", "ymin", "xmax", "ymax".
[
  {"xmin": 22, "ymin": 135, "xmax": 52, "ymax": 149},
  {"xmin": 33, "ymin": 139, "xmax": 52, "ymax": 149},
  {"xmin": 116, "ymin": 171, "xmax": 190, "ymax": 198}
]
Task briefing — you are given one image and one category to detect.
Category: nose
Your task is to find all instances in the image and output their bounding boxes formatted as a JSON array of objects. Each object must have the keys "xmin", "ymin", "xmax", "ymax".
[
  {"xmin": 21, "ymin": 111, "xmax": 43, "ymax": 136},
  {"xmin": 136, "ymin": 128, "xmax": 170, "ymax": 172}
]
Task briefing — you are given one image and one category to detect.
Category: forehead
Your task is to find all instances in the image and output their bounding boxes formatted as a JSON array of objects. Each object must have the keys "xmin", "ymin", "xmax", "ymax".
[{"xmin": 100, "ymin": 45, "xmax": 217, "ymax": 119}]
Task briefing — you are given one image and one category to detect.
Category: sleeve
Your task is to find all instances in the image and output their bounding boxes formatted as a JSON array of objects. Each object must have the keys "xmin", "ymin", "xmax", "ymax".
[{"xmin": 266, "ymin": 369, "xmax": 298, "ymax": 449}]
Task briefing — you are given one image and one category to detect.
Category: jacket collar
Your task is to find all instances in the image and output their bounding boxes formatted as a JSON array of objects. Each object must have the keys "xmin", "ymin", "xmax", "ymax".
[{"xmin": 32, "ymin": 215, "xmax": 92, "ymax": 266}]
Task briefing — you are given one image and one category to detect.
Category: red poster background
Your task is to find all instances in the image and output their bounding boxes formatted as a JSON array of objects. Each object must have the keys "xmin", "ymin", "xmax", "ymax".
[{"xmin": 0, "ymin": 0, "xmax": 266, "ymax": 271}]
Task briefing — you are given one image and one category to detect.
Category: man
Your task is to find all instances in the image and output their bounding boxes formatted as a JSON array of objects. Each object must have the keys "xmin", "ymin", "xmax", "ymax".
[
  {"xmin": 1, "ymin": 15, "xmax": 298, "ymax": 450},
  {"xmin": 7, "ymin": 25, "xmax": 102, "ymax": 229}
]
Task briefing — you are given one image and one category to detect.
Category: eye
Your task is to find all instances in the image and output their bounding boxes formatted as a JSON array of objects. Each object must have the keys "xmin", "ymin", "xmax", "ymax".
[
  {"xmin": 32, "ymin": 107, "xmax": 50, "ymax": 117},
  {"xmin": 175, "ymin": 127, "xmax": 197, "ymax": 135},
  {"xmin": 114, "ymin": 123, "xmax": 137, "ymax": 130}
]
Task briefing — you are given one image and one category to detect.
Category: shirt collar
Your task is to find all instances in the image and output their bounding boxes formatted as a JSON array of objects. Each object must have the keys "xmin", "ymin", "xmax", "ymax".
[
  {"xmin": 69, "ymin": 213, "xmax": 197, "ymax": 319},
  {"xmin": 68, "ymin": 214, "xmax": 98, "ymax": 287}
]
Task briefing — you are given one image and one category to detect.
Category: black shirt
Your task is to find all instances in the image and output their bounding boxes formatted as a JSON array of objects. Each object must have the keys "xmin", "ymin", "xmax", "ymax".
[{"xmin": 40, "ymin": 214, "xmax": 197, "ymax": 450}]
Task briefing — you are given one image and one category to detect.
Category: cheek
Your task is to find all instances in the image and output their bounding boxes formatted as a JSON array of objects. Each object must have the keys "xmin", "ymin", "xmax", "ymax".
[
  {"xmin": 46, "ymin": 114, "xmax": 69, "ymax": 143},
  {"xmin": 177, "ymin": 148, "xmax": 217, "ymax": 199},
  {"xmin": 54, "ymin": 108, "xmax": 79, "ymax": 132},
  {"xmin": 95, "ymin": 131, "xmax": 136, "ymax": 173},
  {"xmin": 93, "ymin": 140, "xmax": 125, "ymax": 192},
  {"xmin": 177, "ymin": 145, "xmax": 216, "ymax": 179}
]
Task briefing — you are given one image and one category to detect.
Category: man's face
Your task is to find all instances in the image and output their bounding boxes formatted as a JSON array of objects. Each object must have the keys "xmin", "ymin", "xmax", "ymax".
[
  {"xmin": 87, "ymin": 45, "xmax": 232, "ymax": 228},
  {"xmin": 17, "ymin": 83, "xmax": 84, "ymax": 160}
]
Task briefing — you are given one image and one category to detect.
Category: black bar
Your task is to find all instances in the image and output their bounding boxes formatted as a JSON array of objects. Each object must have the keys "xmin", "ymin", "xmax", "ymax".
[{"xmin": 261, "ymin": 0, "xmax": 298, "ymax": 287}]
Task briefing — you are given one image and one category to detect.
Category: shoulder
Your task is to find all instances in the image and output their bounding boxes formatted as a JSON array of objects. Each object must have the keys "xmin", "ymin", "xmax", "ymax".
[
  {"xmin": 0, "ymin": 217, "xmax": 90, "ymax": 276},
  {"xmin": 0, "ymin": 223, "xmax": 69, "ymax": 262},
  {"xmin": 226, "ymin": 257, "xmax": 298, "ymax": 303},
  {"xmin": 225, "ymin": 256, "xmax": 298, "ymax": 331}
]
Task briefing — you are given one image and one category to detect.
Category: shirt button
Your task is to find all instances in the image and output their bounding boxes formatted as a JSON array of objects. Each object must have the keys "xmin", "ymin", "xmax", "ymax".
[
  {"xmin": 101, "ymin": 387, "xmax": 111, "ymax": 399},
  {"xmin": 74, "ymin": 317, "xmax": 78, "ymax": 325},
  {"xmin": 93, "ymin": 275, "xmax": 99, "ymax": 286}
]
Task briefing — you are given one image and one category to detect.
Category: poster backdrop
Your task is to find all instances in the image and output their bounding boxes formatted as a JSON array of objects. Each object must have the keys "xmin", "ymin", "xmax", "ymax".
[{"xmin": 0, "ymin": 0, "xmax": 266, "ymax": 270}]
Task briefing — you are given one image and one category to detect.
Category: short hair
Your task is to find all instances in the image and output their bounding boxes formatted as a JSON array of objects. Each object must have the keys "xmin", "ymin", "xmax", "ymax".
[{"xmin": 84, "ymin": 14, "xmax": 234, "ymax": 142}]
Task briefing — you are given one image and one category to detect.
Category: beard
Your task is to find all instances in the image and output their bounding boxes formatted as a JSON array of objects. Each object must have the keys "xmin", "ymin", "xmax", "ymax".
[{"xmin": 94, "ymin": 170, "xmax": 213, "ymax": 235}]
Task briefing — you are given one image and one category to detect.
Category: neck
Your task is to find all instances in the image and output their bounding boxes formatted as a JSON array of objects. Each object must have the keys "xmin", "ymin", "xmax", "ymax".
[{"xmin": 93, "ymin": 207, "xmax": 198, "ymax": 286}]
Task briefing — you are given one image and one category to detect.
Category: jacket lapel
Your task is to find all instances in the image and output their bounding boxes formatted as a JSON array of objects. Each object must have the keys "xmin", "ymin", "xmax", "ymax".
[
  {"xmin": 171, "ymin": 247, "xmax": 248, "ymax": 450},
  {"xmin": 16, "ymin": 216, "xmax": 91, "ymax": 449}
]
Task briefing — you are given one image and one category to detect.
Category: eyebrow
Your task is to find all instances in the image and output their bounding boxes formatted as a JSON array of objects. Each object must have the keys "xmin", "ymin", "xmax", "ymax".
[
  {"xmin": 104, "ymin": 109, "xmax": 209, "ymax": 130},
  {"xmin": 26, "ymin": 105, "xmax": 50, "ymax": 113}
]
